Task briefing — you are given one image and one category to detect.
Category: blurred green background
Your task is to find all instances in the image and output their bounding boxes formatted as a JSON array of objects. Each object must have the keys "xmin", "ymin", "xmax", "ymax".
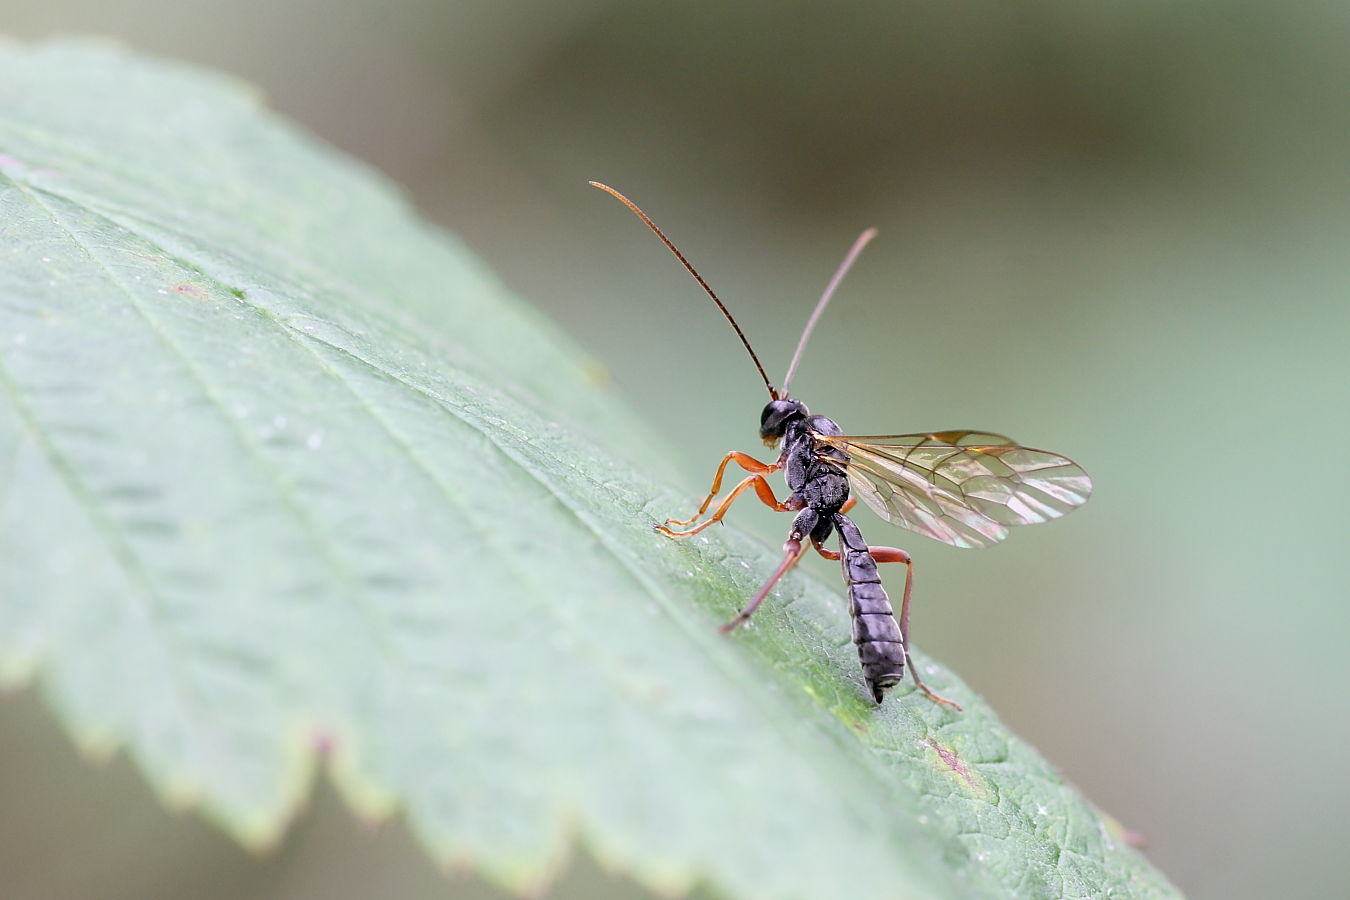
[{"xmin": 3, "ymin": 2, "xmax": 1346, "ymax": 899}]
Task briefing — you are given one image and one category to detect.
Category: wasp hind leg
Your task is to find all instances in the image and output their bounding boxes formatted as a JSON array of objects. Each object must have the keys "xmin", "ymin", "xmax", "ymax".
[{"xmin": 811, "ymin": 539, "xmax": 961, "ymax": 711}]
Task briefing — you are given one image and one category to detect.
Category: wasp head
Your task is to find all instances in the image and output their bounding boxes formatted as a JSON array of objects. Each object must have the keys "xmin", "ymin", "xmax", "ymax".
[{"xmin": 759, "ymin": 397, "xmax": 808, "ymax": 447}]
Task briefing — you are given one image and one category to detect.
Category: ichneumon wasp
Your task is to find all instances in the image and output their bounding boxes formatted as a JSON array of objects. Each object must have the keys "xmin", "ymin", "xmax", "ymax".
[{"xmin": 591, "ymin": 182, "xmax": 1093, "ymax": 708}]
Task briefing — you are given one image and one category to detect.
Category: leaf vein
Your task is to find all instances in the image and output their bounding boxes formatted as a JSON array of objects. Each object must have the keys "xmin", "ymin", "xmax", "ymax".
[{"xmin": 13, "ymin": 179, "xmax": 408, "ymax": 663}]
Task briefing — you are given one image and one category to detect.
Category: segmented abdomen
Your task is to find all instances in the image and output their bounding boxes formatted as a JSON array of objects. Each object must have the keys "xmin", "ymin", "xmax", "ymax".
[{"xmin": 834, "ymin": 513, "xmax": 905, "ymax": 703}]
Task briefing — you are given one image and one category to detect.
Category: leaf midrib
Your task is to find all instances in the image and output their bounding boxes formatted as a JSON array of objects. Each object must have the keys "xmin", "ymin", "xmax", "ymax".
[{"xmin": 62, "ymin": 176, "xmax": 978, "ymax": 886}]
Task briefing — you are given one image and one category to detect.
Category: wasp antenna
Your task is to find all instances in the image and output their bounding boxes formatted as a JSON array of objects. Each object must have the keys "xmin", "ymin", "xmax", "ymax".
[
  {"xmin": 590, "ymin": 181, "xmax": 778, "ymax": 399},
  {"xmin": 780, "ymin": 227, "xmax": 877, "ymax": 396}
]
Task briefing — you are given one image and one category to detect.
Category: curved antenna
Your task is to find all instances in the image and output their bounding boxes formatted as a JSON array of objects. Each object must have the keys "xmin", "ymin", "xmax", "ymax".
[
  {"xmin": 590, "ymin": 181, "xmax": 777, "ymax": 398},
  {"xmin": 780, "ymin": 227, "xmax": 877, "ymax": 397}
]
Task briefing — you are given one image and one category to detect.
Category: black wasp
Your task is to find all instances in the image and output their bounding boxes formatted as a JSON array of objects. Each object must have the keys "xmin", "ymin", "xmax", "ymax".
[{"xmin": 592, "ymin": 182, "xmax": 1093, "ymax": 708}]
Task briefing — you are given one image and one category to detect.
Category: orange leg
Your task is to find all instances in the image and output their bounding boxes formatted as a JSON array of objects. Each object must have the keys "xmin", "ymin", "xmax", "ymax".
[
  {"xmin": 666, "ymin": 451, "xmax": 779, "ymax": 527},
  {"xmin": 811, "ymin": 541, "xmax": 840, "ymax": 560},
  {"xmin": 811, "ymin": 539, "xmax": 961, "ymax": 710},
  {"xmin": 721, "ymin": 537, "xmax": 810, "ymax": 633},
  {"xmin": 656, "ymin": 474, "xmax": 790, "ymax": 537}
]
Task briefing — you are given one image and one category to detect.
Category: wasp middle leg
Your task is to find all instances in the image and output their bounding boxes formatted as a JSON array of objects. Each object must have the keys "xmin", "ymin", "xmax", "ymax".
[{"xmin": 720, "ymin": 535, "xmax": 810, "ymax": 633}]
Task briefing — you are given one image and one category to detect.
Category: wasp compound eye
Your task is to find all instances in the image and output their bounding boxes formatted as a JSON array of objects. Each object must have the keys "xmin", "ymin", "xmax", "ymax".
[{"xmin": 759, "ymin": 398, "xmax": 807, "ymax": 440}]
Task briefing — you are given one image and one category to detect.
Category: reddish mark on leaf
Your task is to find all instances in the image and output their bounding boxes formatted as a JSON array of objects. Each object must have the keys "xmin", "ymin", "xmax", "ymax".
[
  {"xmin": 925, "ymin": 736, "xmax": 975, "ymax": 787},
  {"xmin": 1099, "ymin": 810, "xmax": 1149, "ymax": 848},
  {"xmin": 312, "ymin": 728, "xmax": 337, "ymax": 757},
  {"xmin": 174, "ymin": 283, "xmax": 206, "ymax": 298},
  {"xmin": 0, "ymin": 156, "xmax": 64, "ymax": 178}
]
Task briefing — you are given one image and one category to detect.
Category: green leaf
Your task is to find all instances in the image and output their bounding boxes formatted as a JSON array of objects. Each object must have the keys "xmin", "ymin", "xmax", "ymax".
[{"xmin": 0, "ymin": 40, "xmax": 1179, "ymax": 900}]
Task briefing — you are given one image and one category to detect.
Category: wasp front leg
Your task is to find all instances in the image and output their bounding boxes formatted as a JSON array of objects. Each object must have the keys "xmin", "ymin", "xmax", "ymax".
[
  {"xmin": 656, "ymin": 472, "xmax": 799, "ymax": 537},
  {"xmin": 664, "ymin": 450, "xmax": 781, "ymax": 527}
]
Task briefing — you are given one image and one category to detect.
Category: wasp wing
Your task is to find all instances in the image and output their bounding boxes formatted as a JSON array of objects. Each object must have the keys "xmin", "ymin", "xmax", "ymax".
[{"xmin": 812, "ymin": 430, "xmax": 1093, "ymax": 549}]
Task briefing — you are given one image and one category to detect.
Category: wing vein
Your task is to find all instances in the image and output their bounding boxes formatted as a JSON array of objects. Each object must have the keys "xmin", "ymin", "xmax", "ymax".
[{"xmin": 813, "ymin": 430, "xmax": 1092, "ymax": 549}]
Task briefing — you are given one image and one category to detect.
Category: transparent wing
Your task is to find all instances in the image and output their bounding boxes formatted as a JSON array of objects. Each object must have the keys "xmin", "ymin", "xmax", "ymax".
[{"xmin": 813, "ymin": 430, "xmax": 1093, "ymax": 549}]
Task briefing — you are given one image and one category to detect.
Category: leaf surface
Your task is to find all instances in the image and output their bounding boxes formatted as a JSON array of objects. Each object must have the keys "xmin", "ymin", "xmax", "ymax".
[{"xmin": 0, "ymin": 41, "xmax": 1179, "ymax": 900}]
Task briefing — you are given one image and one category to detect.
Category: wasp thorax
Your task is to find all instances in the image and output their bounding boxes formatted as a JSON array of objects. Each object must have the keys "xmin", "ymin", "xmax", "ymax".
[{"xmin": 759, "ymin": 398, "xmax": 809, "ymax": 444}]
